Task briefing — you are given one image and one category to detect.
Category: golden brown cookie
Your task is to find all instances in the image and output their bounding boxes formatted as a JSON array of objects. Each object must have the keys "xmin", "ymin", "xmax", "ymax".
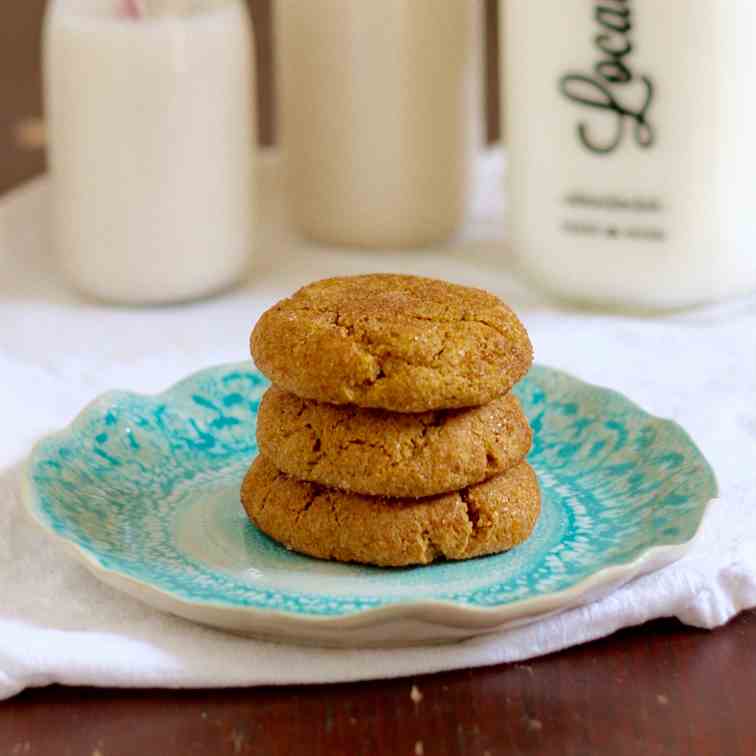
[
  {"xmin": 256, "ymin": 385, "xmax": 532, "ymax": 498},
  {"xmin": 250, "ymin": 274, "xmax": 533, "ymax": 412},
  {"xmin": 241, "ymin": 455, "xmax": 541, "ymax": 567}
]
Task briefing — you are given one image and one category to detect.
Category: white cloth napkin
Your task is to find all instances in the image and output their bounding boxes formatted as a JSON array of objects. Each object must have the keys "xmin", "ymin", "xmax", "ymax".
[{"xmin": 1, "ymin": 152, "xmax": 755, "ymax": 701}]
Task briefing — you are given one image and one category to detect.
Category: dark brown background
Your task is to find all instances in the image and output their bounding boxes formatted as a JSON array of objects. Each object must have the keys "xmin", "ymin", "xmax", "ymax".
[{"xmin": 1, "ymin": 3, "xmax": 754, "ymax": 754}]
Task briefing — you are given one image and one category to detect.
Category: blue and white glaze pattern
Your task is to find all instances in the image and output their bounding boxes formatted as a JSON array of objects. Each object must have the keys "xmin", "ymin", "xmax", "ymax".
[{"xmin": 25, "ymin": 363, "xmax": 717, "ymax": 619}]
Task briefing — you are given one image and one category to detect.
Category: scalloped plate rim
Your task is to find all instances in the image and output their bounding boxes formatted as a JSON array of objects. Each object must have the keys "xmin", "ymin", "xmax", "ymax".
[{"xmin": 20, "ymin": 362, "xmax": 718, "ymax": 636}]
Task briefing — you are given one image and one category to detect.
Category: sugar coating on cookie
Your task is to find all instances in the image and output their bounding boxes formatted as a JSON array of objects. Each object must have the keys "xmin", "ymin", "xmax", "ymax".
[
  {"xmin": 250, "ymin": 274, "xmax": 533, "ymax": 412},
  {"xmin": 241, "ymin": 455, "xmax": 541, "ymax": 567},
  {"xmin": 256, "ymin": 385, "xmax": 533, "ymax": 498}
]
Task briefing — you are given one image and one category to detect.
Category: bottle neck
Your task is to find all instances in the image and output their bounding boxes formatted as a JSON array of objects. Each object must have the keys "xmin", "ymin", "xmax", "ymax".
[{"xmin": 50, "ymin": 0, "xmax": 241, "ymax": 20}]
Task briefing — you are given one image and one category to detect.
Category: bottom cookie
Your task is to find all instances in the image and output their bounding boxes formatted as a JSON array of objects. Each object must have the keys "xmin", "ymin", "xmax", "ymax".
[{"xmin": 241, "ymin": 455, "xmax": 541, "ymax": 567}]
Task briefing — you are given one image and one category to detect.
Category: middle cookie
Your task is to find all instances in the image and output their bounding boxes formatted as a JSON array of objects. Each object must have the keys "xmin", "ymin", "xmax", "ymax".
[{"xmin": 256, "ymin": 385, "xmax": 532, "ymax": 498}]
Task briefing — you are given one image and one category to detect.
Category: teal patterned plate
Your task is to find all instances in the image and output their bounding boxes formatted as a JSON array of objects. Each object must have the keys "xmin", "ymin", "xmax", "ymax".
[{"xmin": 23, "ymin": 363, "xmax": 717, "ymax": 647}]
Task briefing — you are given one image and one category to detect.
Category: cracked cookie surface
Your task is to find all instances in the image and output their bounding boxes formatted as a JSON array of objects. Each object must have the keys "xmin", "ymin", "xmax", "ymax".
[
  {"xmin": 256, "ymin": 385, "xmax": 532, "ymax": 498},
  {"xmin": 241, "ymin": 455, "xmax": 541, "ymax": 567},
  {"xmin": 250, "ymin": 274, "xmax": 533, "ymax": 412}
]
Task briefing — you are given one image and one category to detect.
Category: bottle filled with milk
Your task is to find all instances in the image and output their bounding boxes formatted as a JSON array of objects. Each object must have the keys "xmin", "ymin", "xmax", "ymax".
[
  {"xmin": 44, "ymin": 0, "xmax": 256, "ymax": 304},
  {"xmin": 276, "ymin": 0, "xmax": 479, "ymax": 249},
  {"xmin": 502, "ymin": 0, "xmax": 756, "ymax": 310}
]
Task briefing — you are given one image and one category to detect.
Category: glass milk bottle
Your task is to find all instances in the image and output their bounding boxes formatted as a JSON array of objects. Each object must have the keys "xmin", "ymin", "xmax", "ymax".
[
  {"xmin": 44, "ymin": 0, "xmax": 256, "ymax": 304},
  {"xmin": 502, "ymin": 0, "xmax": 756, "ymax": 310},
  {"xmin": 276, "ymin": 0, "xmax": 478, "ymax": 249}
]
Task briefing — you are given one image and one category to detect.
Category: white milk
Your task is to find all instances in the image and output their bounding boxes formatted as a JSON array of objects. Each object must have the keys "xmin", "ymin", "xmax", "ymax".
[
  {"xmin": 276, "ymin": 0, "xmax": 478, "ymax": 249},
  {"xmin": 503, "ymin": 0, "xmax": 756, "ymax": 310},
  {"xmin": 44, "ymin": 0, "xmax": 255, "ymax": 304}
]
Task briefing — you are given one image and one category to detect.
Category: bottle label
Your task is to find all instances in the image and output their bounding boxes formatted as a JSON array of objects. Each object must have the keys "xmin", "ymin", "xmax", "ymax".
[
  {"xmin": 558, "ymin": 0, "xmax": 655, "ymax": 155},
  {"xmin": 560, "ymin": 192, "xmax": 665, "ymax": 242},
  {"xmin": 555, "ymin": 0, "xmax": 664, "ymax": 243}
]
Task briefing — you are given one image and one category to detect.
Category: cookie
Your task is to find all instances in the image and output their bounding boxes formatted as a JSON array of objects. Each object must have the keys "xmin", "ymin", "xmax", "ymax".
[
  {"xmin": 241, "ymin": 455, "xmax": 541, "ymax": 567},
  {"xmin": 250, "ymin": 274, "xmax": 533, "ymax": 412},
  {"xmin": 256, "ymin": 385, "xmax": 532, "ymax": 498}
]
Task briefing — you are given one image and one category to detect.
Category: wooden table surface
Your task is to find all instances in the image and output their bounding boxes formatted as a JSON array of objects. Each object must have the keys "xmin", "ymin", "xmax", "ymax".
[{"xmin": 1, "ymin": 4, "xmax": 754, "ymax": 754}]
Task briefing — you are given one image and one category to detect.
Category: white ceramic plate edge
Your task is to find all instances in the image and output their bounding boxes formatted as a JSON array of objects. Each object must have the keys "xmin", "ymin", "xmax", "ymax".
[{"xmin": 21, "ymin": 462, "xmax": 713, "ymax": 647}]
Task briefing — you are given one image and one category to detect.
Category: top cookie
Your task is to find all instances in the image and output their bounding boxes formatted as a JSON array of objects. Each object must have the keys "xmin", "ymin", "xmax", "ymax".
[{"xmin": 250, "ymin": 274, "xmax": 533, "ymax": 412}]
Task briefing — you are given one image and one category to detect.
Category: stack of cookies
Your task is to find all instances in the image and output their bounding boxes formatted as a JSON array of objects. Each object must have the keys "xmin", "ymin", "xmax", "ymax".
[{"xmin": 241, "ymin": 274, "xmax": 539, "ymax": 567}]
